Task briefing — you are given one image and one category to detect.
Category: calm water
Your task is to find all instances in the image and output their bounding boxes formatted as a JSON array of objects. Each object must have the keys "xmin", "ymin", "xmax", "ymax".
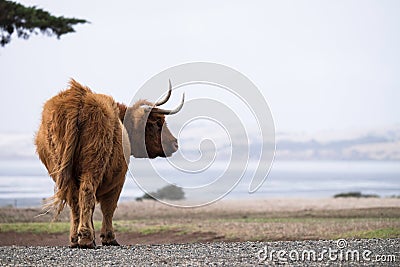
[{"xmin": 0, "ymin": 159, "xmax": 399, "ymax": 207}]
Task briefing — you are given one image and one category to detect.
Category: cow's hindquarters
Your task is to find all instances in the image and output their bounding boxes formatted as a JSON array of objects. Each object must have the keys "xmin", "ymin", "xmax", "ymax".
[{"xmin": 74, "ymin": 93, "xmax": 117, "ymax": 248}]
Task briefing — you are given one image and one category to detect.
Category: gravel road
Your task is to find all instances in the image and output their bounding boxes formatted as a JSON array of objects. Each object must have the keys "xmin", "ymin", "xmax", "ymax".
[{"xmin": 1, "ymin": 239, "xmax": 398, "ymax": 266}]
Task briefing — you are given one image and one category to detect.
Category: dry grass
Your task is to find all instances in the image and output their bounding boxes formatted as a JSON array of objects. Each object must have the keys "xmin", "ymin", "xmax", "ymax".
[{"xmin": 1, "ymin": 198, "xmax": 399, "ymax": 242}]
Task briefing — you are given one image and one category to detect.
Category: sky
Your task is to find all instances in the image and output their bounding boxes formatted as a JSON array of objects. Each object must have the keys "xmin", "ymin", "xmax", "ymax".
[{"xmin": 1, "ymin": 0, "xmax": 400, "ymax": 136}]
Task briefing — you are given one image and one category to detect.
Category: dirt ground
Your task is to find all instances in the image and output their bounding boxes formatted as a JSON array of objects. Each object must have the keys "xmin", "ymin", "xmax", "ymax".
[
  {"xmin": 0, "ymin": 230, "xmax": 229, "ymax": 246},
  {"xmin": 1, "ymin": 198, "xmax": 399, "ymax": 247}
]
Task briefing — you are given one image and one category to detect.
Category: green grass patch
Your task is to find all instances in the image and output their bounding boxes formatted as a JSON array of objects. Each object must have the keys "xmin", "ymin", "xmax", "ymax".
[
  {"xmin": 337, "ymin": 227, "xmax": 400, "ymax": 239},
  {"xmin": 216, "ymin": 217, "xmax": 334, "ymax": 223},
  {"xmin": 0, "ymin": 220, "xmax": 178, "ymax": 235},
  {"xmin": 112, "ymin": 221, "xmax": 176, "ymax": 234},
  {"xmin": 0, "ymin": 221, "xmax": 99, "ymax": 234},
  {"xmin": 138, "ymin": 225, "xmax": 175, "ymax": 235},
  {"xmin": 232, "ymin": 217, "xmax": 324, "ymax": 223},
  {"xmin": 113, "ymin": 221, "xmax": 135, "ymax": 232},
  {"xmin": 0, "ymin": 222, "xmax": 68, "ymax": 233},
  {"xmin": 215, "ymin": 217, "xmax": 400, "ymax": 223}
]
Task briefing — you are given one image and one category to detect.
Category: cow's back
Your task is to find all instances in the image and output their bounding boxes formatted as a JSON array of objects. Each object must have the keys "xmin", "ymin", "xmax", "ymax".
[
  {"xmin": 73, "ymin": 92, "xmax": 122, "ymax": 182},
  {"xmin": 36, "ymin": 81, "xmax": 91, "ymax": 177}
]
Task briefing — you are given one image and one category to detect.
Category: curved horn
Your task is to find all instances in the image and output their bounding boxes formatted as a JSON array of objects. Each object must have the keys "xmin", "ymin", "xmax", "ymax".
[
  {"xmin": 151, "ymin": 93, "xmax": 185, "ymax": 115},
  {"xmin": 154, "ymin": 79, "xmax": 172, "ymax": 106}
]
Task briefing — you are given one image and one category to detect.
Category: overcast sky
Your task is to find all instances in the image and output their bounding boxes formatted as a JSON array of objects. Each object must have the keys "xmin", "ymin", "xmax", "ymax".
[{"xmin": 1, "ymin": 0, "xmax": 399, "ymax": 136}]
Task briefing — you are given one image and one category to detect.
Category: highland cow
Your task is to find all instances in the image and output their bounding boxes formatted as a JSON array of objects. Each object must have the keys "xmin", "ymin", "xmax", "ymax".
[{"xmin": 35, "ymin": 79, "xmax": 183, "ymax": 248}]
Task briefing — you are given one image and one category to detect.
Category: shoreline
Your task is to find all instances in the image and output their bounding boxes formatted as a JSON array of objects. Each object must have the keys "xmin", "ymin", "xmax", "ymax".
[{"xmin": 1, "ymin": 196, "xmax": 400, "ymax": 210}]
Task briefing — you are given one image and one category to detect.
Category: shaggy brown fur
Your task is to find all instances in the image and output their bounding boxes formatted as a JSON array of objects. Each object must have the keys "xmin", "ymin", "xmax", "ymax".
[{"xmin": 35, "ymin": 79, "xmax": 179, "ymax": 248}]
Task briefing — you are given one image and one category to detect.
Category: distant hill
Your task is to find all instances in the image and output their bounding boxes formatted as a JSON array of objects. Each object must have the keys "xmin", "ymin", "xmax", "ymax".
[
  {"xmin": 275, "ymin": 125, "xmax": 400, "ymax": 161},
  {"xmin": 1, "ymin": 125, "xmax": 399, "ymax": 161}
]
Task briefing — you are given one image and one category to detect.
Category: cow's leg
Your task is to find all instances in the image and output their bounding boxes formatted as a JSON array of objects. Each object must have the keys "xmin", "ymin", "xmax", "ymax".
[
  {"xmin": 77, "ymin": 177, "xmax": 97, "ymax": 248},
  {"xmin": 99, "ymin": 184, "xmax": 123, "ymax": 246},
  {"xmin": 74, "ymin": 99, "xmax": 116, "ymax": 248},
  {"xmin": 67, "ymin": 183, "xmax": 80, "ymax": 248}
]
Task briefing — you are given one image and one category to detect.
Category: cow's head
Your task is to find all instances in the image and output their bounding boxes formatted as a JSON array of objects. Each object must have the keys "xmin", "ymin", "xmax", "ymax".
[{"xmin": 124, "ymin": 81, "xmax": 184, "ymax": 158}]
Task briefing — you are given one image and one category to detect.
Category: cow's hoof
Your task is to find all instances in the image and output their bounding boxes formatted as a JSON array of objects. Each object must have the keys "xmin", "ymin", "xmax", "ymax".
[
  {"xmin": 102, "ymin": 239, "xmax": 120, "ymax": 246},
  {"xmin": 69, "ymin": 242, "xmax": 79, "ymax": 248},
  {"xmin": 78, "ymin": 239, "xmax": 96, "ymax": 249},
  {"xmin": 69, "ymin": 236, "xmax": 79, "ymax": 248}
]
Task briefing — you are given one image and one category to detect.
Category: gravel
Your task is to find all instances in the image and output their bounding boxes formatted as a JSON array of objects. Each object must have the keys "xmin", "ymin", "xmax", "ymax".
[{"xmin": 0, "ymin": 239, "xmax": 398, "ymax": 266}]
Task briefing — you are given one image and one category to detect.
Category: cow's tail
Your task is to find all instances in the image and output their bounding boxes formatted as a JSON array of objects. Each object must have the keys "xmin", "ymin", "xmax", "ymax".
[
  {"xmin": 46, "ymin": 122, "xmax": 79, "ymax": 220},
  {"xmin": 44, "ymin": 81, "xmax": 87, "ymax": 220}
]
